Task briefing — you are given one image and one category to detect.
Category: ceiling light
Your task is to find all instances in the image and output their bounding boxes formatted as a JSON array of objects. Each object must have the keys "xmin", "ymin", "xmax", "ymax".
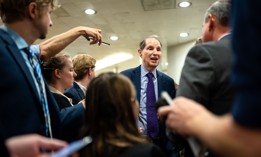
[
  {"xmin": 178, "ymin": 1, "xmax": 192, "ymax": 8},
  {"xmin": 180, "ymin": 32, "xmax": 189, "ymax": 37},
  {"xmin": 84, "ymin": 9, "xmax": 96, "ymax": 15},
  {"xmin": 109, "ymin": 35, "xmax": 119, "ymax": 41},
  {"xmin": 95, "ymin": 53, "xmax": 133, "ymax": 70}
]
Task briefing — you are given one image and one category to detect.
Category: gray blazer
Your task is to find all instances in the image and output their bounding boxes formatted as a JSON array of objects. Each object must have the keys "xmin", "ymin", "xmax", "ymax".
[{"xmin": 177, "ymin": 34, "xmax": 234, "ymax": 115}]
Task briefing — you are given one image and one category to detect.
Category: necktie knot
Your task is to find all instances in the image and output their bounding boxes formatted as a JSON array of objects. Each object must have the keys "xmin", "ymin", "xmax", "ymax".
[
  {"xmin": 23, "ymin": 47, "xmax": 33, "ymax": 59},
  {"xmin": 146, "ymin": 72, "xmax": 154, "ymax": 79}
]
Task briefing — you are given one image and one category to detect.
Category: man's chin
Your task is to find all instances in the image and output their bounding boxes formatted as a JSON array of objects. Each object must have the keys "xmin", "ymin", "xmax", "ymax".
[
  {"xmin": 149, "ymin": 63, "xmax": 159, "ymax": 69},
  {"xmin": 39, "ymin": 34, "xmax": 47, "ymax": 40},
  {"xmin": 150, "ymin": 61, "xmax": 159, "ymax": 66}
]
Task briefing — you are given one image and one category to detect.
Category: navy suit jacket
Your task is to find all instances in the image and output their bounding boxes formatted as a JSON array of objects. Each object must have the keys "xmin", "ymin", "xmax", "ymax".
[
  {"xmin": 0, "ymin": 29, "xmax": 84, "ymax": 142},
  {"xmin": 121, "ymin": 65, "xmax": 176, "ymax": 101},
  {"xmin": 52, "ymin": 93, "xmax": 73, "ymax": 110},
  {"xmin": 64, "ymin": 82, "xmax": 85, "ymax": 105},
  {"xmin": 121, "ymin": 65, "xmax": 176, "ymax": 156}
]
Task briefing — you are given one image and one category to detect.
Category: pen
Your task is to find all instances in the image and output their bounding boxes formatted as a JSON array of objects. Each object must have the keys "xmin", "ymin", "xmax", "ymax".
[{"xmin": 85, "ymin": 37, "xmax": 110, "ymax": 46}]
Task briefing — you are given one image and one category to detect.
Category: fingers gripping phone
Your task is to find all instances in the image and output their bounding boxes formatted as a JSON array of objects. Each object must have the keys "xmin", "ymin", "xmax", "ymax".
[
  {"xmin": 161, "ymin": 91, "xmax": 203, "ymax": 157},
  {"xmin": 51, "ymin": 136, "xmax": 92, "ymax": 157}
]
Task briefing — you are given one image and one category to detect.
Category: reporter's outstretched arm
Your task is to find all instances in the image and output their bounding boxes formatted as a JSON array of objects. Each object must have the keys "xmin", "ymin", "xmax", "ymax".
[
  {"xmin": 40, "ymin": 26, "xmax": 102, "ymax": 60},
  {"xmin": 6, "ymin": 134, "xmax": 67, "ymax": 157}
]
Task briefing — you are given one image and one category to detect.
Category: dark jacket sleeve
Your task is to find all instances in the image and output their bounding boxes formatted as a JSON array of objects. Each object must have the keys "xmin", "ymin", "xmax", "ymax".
[
  {"xmin": 0, "ymin": 139, "xmax": 9, "ymax": 157},
  {"xmin": 0, "ymin": 123, "xmax": 9, "ymax": 157},
  {"xmin": 59, "ymin": 104, "xmax": 85, "ymax": 142}
]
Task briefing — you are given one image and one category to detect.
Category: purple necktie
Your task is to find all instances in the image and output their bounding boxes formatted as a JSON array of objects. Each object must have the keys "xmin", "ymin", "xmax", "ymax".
[{"xmin": 146, "ymin": 73, "xmax": 159, "ymax": 139}]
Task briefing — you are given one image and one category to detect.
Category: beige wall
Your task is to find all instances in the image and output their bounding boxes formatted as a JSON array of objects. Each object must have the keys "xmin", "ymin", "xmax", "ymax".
[{"xmin": 167, "ymin": 40, "xmax": 195, "ymax": 84}]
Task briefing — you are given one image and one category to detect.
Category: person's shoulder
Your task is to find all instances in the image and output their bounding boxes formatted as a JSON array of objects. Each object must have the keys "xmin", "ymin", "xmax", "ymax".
[
  {"xmin": 186, "ymin": 41, "xmax": 220, "ymax": 60},
  {"xmin": 193, "ymin": 35, "xmax": 231, "ymax": 51},
  {"xmin": 64, "ymin": 83, "xmax": 79, "ymax": 94},
  {"xmin": 52, "ymin": 92, "xmax": 65, "ymax": 100},
  {"xmin": 157, "ymin": 70, "xmax": 174, "ymax": 81},
  {"xmin": 64, "ymin": 86, "xmax": 76, "ymax": 93},
  {"xmin": 121, "ymin": 66, "xmax": 140, "ymax": 75},
  {"xmin": 0, "ymin": 29, "xmax": 13, "ymax": 45}
]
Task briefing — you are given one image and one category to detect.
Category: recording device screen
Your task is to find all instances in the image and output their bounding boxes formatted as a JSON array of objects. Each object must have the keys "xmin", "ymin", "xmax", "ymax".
[{"xmin": 51, "ymin": 136, "xmax": 92, "ymax": 157}]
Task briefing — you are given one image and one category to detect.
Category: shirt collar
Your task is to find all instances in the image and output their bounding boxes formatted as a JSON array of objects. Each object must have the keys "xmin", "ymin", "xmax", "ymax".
[
  {"xmin": 75, "ymin": 81, "xmax": 87, "ymax": 93},
  {"xmin": 141, "ymin": 65, "xmax": 157, "ymax": 78},
  {"xmin": 48, "ymin": 85, "xmax": 73, "ymax": 105},
  {"xmin": 0, "ymin": 25, "xmax": 28, "ymax": 50},
  {"xmin": 218, "ymin": 33, "xmax": 231, "ymax": 41}
]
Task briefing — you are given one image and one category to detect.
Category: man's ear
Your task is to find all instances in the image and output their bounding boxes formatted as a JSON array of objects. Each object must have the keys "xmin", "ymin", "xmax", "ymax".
[
  {"xmin": 54, "ymin": 69, "xmax": 61, "ymax": 79},
  {"xmin": 208, "ymin": 14, "xmax": 216, "ymax": 32},
  {"xmin": 27, "ymin": 2, "xmax": 39, "ymax": 19},
  {"xmin": 87, "ymin": 69, "xmax": 91, "ymax": 76},
  {"xmin": 138, "ymin": 49, "xmax": 142, "ymax": 57}
]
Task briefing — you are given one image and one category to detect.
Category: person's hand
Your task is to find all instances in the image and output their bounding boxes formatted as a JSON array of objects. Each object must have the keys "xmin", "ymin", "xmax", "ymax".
[
  {"xmin": 6, "ymin": 134, "xmax": 67, "ymax": 157},
  {"xmin": 158, "ymin": 97, "xmax": 212, "ymax": 137},
  {"xmin": 79, "ymin": 26, "xmax": 102, "ymax": 45},
  {"xmin": 138, "ymin": 127, "xmax": 143, "ymax": 135}
]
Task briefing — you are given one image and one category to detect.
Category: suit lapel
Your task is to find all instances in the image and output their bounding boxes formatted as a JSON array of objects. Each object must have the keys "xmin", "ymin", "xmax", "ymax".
[
  {"xmin": 74, "ymin": 82, "xmax": 85, "ymax": 99},
  {"xmin": 156, "ymin": 70, "xmax": 163, "ymax": 98},
  {"xmin": 2, "ymin": 30, "xmax": 40, "ymax": 100},
  {"xmin": 131, "ymin": 66, "xmax": 141, "ymax": 101}
]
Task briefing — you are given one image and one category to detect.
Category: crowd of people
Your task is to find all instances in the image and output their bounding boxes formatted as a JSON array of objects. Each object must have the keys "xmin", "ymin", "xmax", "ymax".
[{"xmin": 1, "ymin": 0, "xmax": 261, "ymax": 157}]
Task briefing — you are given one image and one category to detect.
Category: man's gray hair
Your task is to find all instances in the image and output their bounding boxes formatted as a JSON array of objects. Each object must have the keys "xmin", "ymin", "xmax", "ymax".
[
  {"xmin": 204, "ymin": 0, "xmax": 231, "ymax": 26},
  {"xmin": 139, "ymin": 35, "xmax": 162, "ymax": 50}
]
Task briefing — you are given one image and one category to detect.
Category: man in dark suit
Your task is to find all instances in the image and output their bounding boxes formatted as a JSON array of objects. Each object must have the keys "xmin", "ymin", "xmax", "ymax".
[
  {"xmin": 159, "ymin": 0, "xmax": 261, "ymax": 156},
  {"xmin": 175, "ymin": 0, "xmax": 233, "ymax": 156},
  {"xmin": 121, "ymin": 35, "xmax": 176, "ymax": 157},
  {"xmin": 178, "ymin": 0, "xmax": 233, "ymax": 114},
  {"xmin": 0, "ymin": 0, "xmax": 102, "ymax": 149},
  {"xmin": 65, "ymin": 54, "xmax": 96, "ymax": 105}
]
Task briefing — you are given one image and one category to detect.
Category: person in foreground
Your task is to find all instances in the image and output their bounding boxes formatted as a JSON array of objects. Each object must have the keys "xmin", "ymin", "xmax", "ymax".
[
  {"xmin": 0, "ymin": 0, "xmax": 101, "ymax": 152},
  {"xmin": 79, "ymin": 72, "xmax": 164, "ymax": 157},
  {"xmin": 176, "ymin": 0, "xmax": 233, "ymax": 156},
  {"xmin": 158, "ymin": 0, "xmax": 261, "ymax": 156}
]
